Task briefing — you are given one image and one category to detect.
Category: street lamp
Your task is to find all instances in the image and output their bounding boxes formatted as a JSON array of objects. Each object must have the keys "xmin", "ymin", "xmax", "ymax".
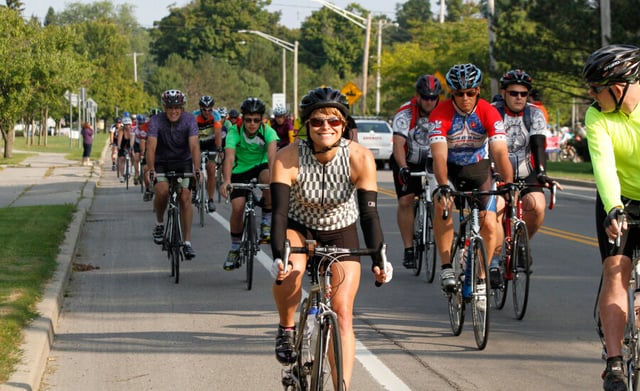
[
  {"xmin": 312, "ymin": 0, "xmax": 372, "ymax": 116},
  {"xmin": 237, "ymin": 30, "xmax": 299, "ymax": 120},
  {"xmin": 375, "ymin": 20, "xmax": 397, "ymax": 116}
]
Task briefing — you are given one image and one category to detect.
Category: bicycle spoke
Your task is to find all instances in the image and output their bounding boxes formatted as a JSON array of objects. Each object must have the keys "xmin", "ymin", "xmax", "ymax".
[
  {"xmin": 412, "ymin": 201, "xmax": 425, "ymax": 276},
  {"xmin": 425, "ymin": 204, "xmax": 437, "ymax": 283},
  {"xmin": 448, "ymin": 233, "xmax": 465, "ymax": 336}
]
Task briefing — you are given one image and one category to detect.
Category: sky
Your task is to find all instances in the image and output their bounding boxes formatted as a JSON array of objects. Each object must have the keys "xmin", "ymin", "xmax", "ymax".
[{"xmin": 21, "ymin": 0, "xmax": 442, "ymax": 29}]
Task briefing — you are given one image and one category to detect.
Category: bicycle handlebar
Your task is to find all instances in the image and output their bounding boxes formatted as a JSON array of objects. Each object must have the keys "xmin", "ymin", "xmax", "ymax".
[
  {"xmin": 276, "ymin": 240, "xmax": 388, "ymax": 287},
  {"xmin": 224, "ymin": 181, "xmax": 270, "ymax": 203}
]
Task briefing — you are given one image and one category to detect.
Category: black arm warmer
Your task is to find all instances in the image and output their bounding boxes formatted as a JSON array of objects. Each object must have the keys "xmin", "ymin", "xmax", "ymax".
[
  {"xmin": 270, "ymin": 182, "xmax": 291, "ymax": 260},
  {"xmin": 357, "ymin": 190, "xmax": 385, "ymax": 267},
  {"xmin": 530, "ymin": 134, "xmax": 547, "ymax": 174}
]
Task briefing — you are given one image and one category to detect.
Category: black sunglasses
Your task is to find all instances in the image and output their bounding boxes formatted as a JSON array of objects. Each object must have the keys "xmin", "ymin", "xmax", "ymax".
[
  {"xmin": 589, "ymin": 84, "xmax": 609, "ymax": 94},
  {"xmin": 453, "ymin": 90, "xmax": 479, "ymax": 98},
  {"xmin": 507, "ymin": 91, "xmax": 529, "ymax": 98},
  {"xmin": 308, "ymin": 117, "xmax": 343, "ymax": 128},
  {"xmin": 420, "ymin": 94, "xmax": 439, "ymax": 101},
  {"xmin": 244, "ymin": 117, "xmax": 262, "ymax": 124}
]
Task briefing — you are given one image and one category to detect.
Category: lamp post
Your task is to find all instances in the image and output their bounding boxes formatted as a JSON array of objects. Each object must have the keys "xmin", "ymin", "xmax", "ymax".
[
  {"xmin": 312, "ymin": 0, "xmax": 371, "ymax": 116},
  {"xmin": 375, "ymin": 20, "xmax": 396, "ymax": 116},
  {"xmin": 238, "ymin": 30, "xmax": 299, "ymax": 120}
]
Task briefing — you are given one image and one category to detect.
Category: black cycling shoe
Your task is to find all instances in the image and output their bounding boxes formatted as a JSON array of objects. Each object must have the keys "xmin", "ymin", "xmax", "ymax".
[
  {"xmin": 183, "ymin": 243, "xmax": 195, "ymax": 260},
  {"xmin": 402, "ymin": 248, "xmax": 416, "ymax": 269},
  {"xmin": 207, "ymin": 199, "xmax": 216, "ymax": 212},
  {"xmin": 602, "ymin": 357, "xmax": 627, "ymax": 391},
  {"xmin": 489, "ymin": 267, "xmax": 503, "ymax": 289},
  {"xmin": 275, "ymin": 326, "xmax": 297, "ymax": 365}
]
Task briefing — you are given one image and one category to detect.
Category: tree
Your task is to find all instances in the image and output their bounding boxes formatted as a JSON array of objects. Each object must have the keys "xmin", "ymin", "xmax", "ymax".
[
  {"xmin": 395, "ymin": 0, "xmax": 432, "ymax": 30},
  {"xmin": 0, "ymin": 8, "xmax": 36, "ymax": 157}
]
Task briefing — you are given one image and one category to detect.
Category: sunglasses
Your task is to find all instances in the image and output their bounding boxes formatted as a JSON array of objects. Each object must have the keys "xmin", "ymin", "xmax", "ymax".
[
  {"xmin": 453, "ymin": 90, "xmax": 479, "ymax": 98},
  {"xmin": 308, "ymin": 117, "xmax": 343, "ymax": 128},
  {"xmin": 244, "ymin": 117, "xmax": 262, "ymax": 124},
  {"xmin": 201, "ymin": 108, "xmax": 213, "ymax": 112},
  {"xmin": 507, "ymin": 91, "xmax": 529, "ymax": 98},
  {"xmin": 589, "ymin": 84, "xmax": 609, "ymax": 94},
  {"xmin": 420, "ymin": 94, "xmax": 439, "ymax": 101}
]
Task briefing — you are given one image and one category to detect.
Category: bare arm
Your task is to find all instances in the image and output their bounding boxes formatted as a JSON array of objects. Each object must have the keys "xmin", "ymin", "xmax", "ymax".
[
  {"xmin": 430, "ymin": 142, "xmax": 449, "ymax": 186},
  {"xmin": 490, "ymin": 140, "xmax": 513, "ymax": 183}
]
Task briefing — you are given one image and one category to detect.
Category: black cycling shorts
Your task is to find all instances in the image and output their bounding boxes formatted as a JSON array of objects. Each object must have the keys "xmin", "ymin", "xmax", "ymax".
[
  {"xmin": 596, "ymin": 193, "xmax": 640, "ymax": 262},
  {"xmin": 230, "ymin": 163, "xmax": 269, "ymax": 200},
  {"xmin": 287, "ymin": 220, "xmax": 360, "ymax": 263},
  {"xmin": 390, "ymin": 155, "xmax": 431, "ymax": 198}
]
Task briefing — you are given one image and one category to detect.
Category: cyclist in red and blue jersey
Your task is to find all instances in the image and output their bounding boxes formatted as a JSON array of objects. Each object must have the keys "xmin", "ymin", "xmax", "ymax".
[
  {"xmin": 194, "ymin": 95, "xmax": 223, "ymax": 212},
  {"xmin": 428, "ymin": 63, "xmax": 513, "ymax": 294}
]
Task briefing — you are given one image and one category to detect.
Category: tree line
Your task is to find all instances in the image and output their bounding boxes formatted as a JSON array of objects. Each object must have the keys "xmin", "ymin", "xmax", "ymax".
[{"xmin": 1, "ymin": 0, "xmax": 637, "ymax": 157}]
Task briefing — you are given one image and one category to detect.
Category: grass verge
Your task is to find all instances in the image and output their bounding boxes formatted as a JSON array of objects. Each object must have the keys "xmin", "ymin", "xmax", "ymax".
[
  {"xmin": 0, "ymin": 204, "xmax": 75, "ymax": 382},
  {"xmin": 2, "ymin": 133, "xmax": 107, "ymax": 166},
  {"xmin": 546, "ymin": 161, "xmax": 594, "ymax": 182}
]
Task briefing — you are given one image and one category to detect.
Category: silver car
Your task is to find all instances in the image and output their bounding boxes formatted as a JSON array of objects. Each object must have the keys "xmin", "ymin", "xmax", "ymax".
[{"xmin": 354, "ymin": 119, "xmax": 393, "ymax": 169}]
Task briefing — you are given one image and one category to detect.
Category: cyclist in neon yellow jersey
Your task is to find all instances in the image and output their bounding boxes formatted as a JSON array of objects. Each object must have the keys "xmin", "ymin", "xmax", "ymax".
[
  {"xmin": 583, "ymin": 44, "xmax": 640, "ymax": 391},
  {"xmin": 220, "ymin": 97, "xmax": 279, "ymax": 270}
]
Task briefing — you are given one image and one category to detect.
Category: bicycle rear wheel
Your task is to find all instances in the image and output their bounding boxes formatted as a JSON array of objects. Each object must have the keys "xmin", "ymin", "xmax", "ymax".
[
  {"xmin": 424, "ymin": 203, "xmax": 437, "ymax": 283},
  {"xmin": 448, "ymin": 232, "xmax": 465, "ymax": 336},
  {"xmin": 492, "ymin": 257, "xmax": 508, "ymax": 310},
  {"xmin": 311, "ymin": 311, "xmax": 343, "ymax": 391},
  {"xmin": 244, "ymin": 212, "xmax": 256, "ymax": 290},
  {"xmin": 125, "ymin": 158, "xmax": 130, "ymax": 189},
  {"xmin": 173, "ymin": 209, "xmax": 183, "ymax": 284},
  {"xmin": 470, "ymin": 237, "xmax": 490, "ymax": 350},
  {"xmin": 216, "ymin": 163, "xmax": 223, "ymax": 203},
  {"xmin": 511, "ymin": 222, "xmax": 531, "ymax": 320},
  {"xmin": 412, "ymin": 200, "xmax": 425, "ymax": 276}
]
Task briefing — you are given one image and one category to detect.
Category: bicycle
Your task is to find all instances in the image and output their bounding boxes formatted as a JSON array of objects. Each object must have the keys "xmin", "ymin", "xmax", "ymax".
[
  {"xmin": 277, "ymin": 239, "xmax": 387, "ymax": 391},
  {"xmin": 442, "ymin": 187, "xmax": 496, "ymax": 350},
  {"xmin": 215, "ymin": 150, "xmax": 224, "ymax": 204},
  {"xmin": 491, "ymin": 180, "xmax": 557, "ymax": 320},
  {"xmin": 156, "ymin": 171, "xmax": 193, "ymax": 284},
  {"xmin": 138, "ymin": 157, "xmax": 144, "ymax": 193},
  {"xmin": 226, "ymin": 179, "xmax": 269, "ymax": 290},
  {"xmin": 409, "ymin": 170, "xmax": 437, "ymax": 282},
  {"xmin": 595, "ymin": 211, "xmax": 640, "ymax": 390},
  {"xmin": 123, "ymin": 149, "xmax": 131, "ymax": 190},
  {"xmin": 196, "ymin": 151, "xmax": 217, "ymax": 227}
]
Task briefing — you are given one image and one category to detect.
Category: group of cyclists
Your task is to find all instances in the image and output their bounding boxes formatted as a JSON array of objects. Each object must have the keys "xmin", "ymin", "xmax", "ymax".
[{"xmin": 111, "ymin": 42, "xmax": 640, "ymax": 391}]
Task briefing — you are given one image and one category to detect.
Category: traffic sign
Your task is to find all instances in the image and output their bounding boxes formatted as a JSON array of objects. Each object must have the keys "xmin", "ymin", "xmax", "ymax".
[{"xmin": 341, "ymin": 82, "xmax": 362, "ymax": 106}]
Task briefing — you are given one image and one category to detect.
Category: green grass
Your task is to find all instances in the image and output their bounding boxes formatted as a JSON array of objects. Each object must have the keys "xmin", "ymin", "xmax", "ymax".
[
  {"xmin": 0, "ymin": 204, "xmax": 75, "ymax": 382},
  {"xmin": 1, "ymin": 132, "xmax": 107, "ymax": 166},
  {"xmin": 546, "ymin": 161, "xmax": 594, "ymax": 182}
]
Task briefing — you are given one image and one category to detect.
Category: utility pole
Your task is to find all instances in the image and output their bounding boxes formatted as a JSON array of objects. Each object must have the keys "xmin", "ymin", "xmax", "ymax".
[
  {"xmin": 130, "ymin": 52, "xmax": 143, "ymax": 83},
  {"xmin": 487, "ymin": 0, "xmax": 498, "ymax": 96},
  {"xmin": 600, "ymin": 0, "xmax": 611, "ymax": 46}
]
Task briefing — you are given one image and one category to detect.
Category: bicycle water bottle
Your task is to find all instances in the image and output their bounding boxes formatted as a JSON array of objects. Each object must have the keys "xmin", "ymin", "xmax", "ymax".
[
  {"xmin": 305, "ymin": 297, "xmax": 319, "ymax": 345},
  {"xmin": 462, "ymin": 239, "xmax": 472, "ymax": 298}
]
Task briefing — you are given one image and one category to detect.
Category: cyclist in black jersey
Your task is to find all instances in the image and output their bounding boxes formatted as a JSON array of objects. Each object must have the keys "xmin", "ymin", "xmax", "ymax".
[{"xmin": 117, "ymin": 117, "xmax": 134, "ymax": 183}]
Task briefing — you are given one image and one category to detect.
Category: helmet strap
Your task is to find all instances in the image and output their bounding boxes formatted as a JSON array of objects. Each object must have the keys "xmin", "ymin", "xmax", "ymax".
[{"xmin": 611, "ymin": 82, "xmax": 630, "ymax": 112}]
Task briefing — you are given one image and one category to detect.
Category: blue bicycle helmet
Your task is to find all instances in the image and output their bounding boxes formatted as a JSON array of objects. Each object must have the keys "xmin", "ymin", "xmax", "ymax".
[{"xmin": 446, "ymin": 63, "xmax": 483, "ymax": 90}]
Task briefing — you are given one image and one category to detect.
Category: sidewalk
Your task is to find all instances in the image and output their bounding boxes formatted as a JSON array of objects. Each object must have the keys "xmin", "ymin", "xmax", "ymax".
[{"xmin": 0, "ymin": 147, "xmax": 103, "ymax": 391}]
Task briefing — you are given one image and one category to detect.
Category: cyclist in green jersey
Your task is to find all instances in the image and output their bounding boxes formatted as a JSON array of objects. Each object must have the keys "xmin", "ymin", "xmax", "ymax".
[
  {"xmin": 583, "ymin": 44, "xmax": 640, "ymax": 391},
  {"xmin": 220, "ymin": 97, "xmax": 279, "ymax": 270}
]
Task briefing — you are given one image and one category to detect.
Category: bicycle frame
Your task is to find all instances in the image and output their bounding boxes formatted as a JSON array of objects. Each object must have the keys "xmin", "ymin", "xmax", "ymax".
[{"xmin": 409, "ymin": 170, "xmax": 437, "ymax": 282}]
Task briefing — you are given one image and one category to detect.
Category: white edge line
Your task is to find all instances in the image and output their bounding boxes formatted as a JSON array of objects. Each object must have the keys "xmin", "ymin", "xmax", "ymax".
[{"xmin": 209, "ymin": 211, "xmax": 412, "ymax": 390}]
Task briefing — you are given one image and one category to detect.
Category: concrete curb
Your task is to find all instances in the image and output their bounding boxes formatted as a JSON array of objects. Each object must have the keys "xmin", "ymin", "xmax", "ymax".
[{"xmin": 0, "ymin": 146, "xmax": 105, "ymax": 391}]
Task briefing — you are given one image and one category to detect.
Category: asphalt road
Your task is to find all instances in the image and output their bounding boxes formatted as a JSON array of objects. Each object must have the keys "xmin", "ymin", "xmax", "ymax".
[{"xmin": 40, "ymin": 164, "xmax": 604, "ymax": 390}]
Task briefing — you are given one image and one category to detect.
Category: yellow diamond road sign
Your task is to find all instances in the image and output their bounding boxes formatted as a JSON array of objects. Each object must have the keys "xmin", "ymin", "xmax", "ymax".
[{"xmin": 341, "ymin": 82, "xmax": 362, "ymax": 106}]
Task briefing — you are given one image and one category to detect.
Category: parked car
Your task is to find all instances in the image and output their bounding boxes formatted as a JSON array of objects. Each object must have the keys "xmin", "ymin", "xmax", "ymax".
[{"xmin": 353, "ymin": 118, "xmax": 393, "ymax": 170}]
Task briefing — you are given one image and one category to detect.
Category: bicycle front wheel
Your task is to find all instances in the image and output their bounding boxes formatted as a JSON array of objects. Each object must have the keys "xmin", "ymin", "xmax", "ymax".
[
  {"xmin": 244, "ymin": 212, "xmax": 256, "ymax": 290},
  {"xmin": 448, "ymin": 232, "xmax": 465, "ymax": 336},
  {"xmin": 412, "ymin": 200, "xmax": 425, "ymax": 276},
  {"xmin": 511, "ymin": 222, "xmax": 531, "ymax": 320},
  {"xmin": 125, "ymin": 159, "xmax": 130, "ymax": 190},
  {"xmin": 424, "ymin": 202, "xmax": 437, "ymax": 283},
  {"xmin": 311, "ymin": 311, "xmax": 343, "ymax": 391},
  {"xmin": 198, "ymin": 179, "xmax": 206, "ymax": 227},
  {"xmin": 470, "ymin": 237, "xmax": 490, "ymax": 350}
]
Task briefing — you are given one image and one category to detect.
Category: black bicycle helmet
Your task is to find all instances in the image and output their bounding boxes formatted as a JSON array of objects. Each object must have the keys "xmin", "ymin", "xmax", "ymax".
[
  {"xmin": 228, "ymin": 109, "xmax": 240, "ymax": 119},
  {"xmin": 240, "ymin": 97, "xmax": 266, "ymax": 115},
  {"xmin": 500, "ymin": 69, "xmax": 533, "ymax": 90},
  {"xmin": 445, "ymin": 63, "xmax": 483, "ymax": 90},
  {"xmin": 299, "ymin": 87, "xmax": 349, "ymax": 123},
  {"xmin": 114, "ymin": 116, "xmax": 122, "ymax": 123},
  {"xmin": 199, "ymin": 95, "xmax": 215, "ymax": 108},
  {"xmin": 415, "ymin": 74, "xmax": 443, "ymax": 96},
  {"xmin": 583, "ymin": 44, "xmax": 640, "ymax": 85},
  {"xmin": 161, "ymin": 89, "xmax": 186, "ymax": 107}
]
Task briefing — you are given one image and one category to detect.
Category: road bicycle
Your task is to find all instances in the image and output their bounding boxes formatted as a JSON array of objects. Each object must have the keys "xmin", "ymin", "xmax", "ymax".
[
  {"xmin": 278, "ymin": 240, "xmax": 387, "ymax": 391},
  {"xmin": 195, "ymin": 151, "xmax": 218, "ymax": 227},
  {"xmin": 123, "ymin": 149, "xmax": 131, "ymax": 190},
  {"xmin": 226, "ymin": 179, "xmax": 269, "ymax": 290},
  {"xmin": 443, "ymin": 187, "xmax": 495, "ymax": 350},
  {"xmin": 555, "ymin": 141, "xmax": 579, "ymax": 162},
  {"xmin": 137, "ymin": 157, "xmax": 144, "ymax": 193},
  {"xmin": 214, "ymin": 150, "xmax": 224, "ymax": 204},
  {"xmin": 157, "ymin": 171, "xmax": 193, "ymax": 284},
  {"xmin": 491, "ymin": 181, "xmax": 557, "ymax": 320},
  {"xmin": 595, "ymin": 210, "xmax": 640, "ymax": 390},
  {"xmin": 409, "ymin": 170, "xmax": 437, "ymax": 282}
]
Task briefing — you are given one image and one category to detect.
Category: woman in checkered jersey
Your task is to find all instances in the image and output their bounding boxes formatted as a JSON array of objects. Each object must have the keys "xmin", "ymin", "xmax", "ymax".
[{"xmin": 269, "ymin": 87, "xmax": 391, "ymax": 389}]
